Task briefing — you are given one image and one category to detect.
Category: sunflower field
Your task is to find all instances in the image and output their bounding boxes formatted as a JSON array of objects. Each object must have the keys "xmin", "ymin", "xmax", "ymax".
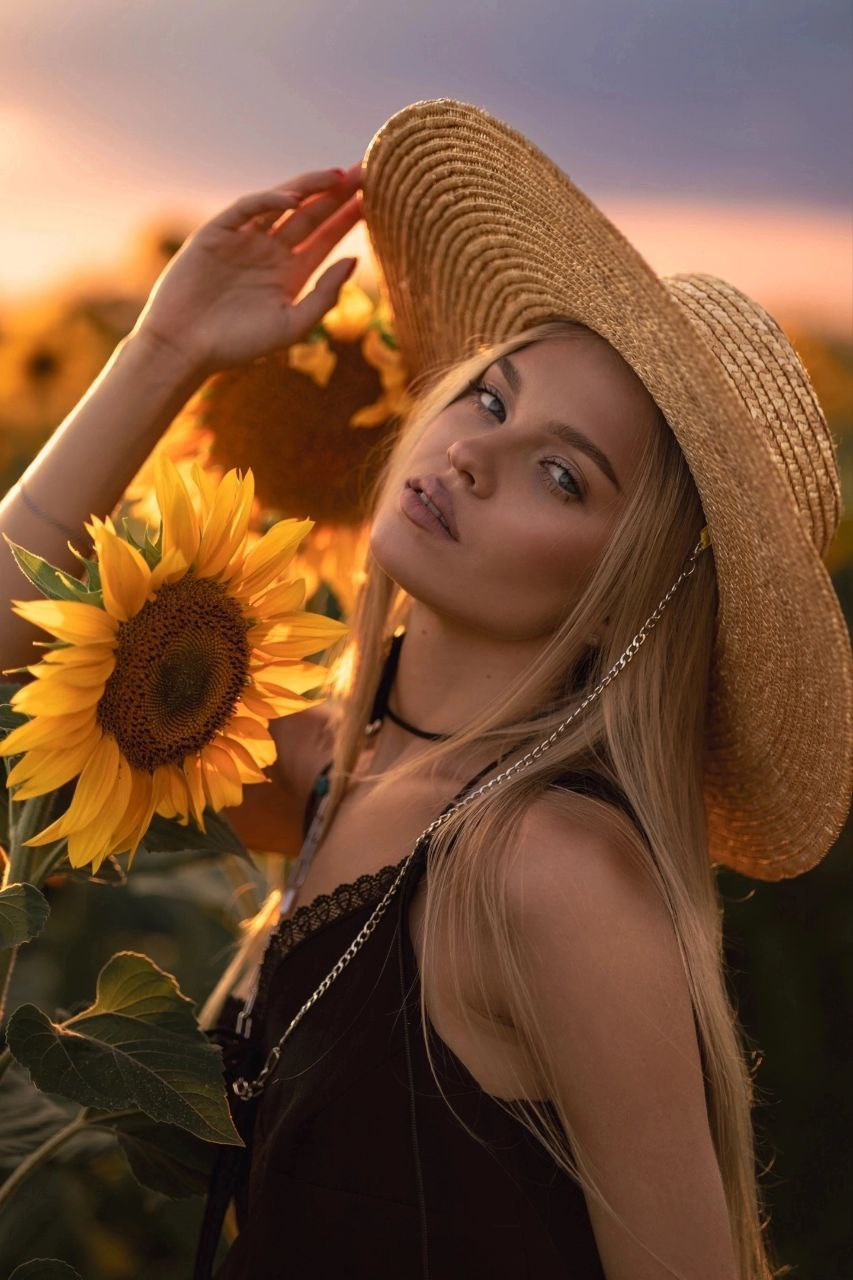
[{"xmin": 0, "ymin": 226, "xmax": 851, "ymax": 1277}]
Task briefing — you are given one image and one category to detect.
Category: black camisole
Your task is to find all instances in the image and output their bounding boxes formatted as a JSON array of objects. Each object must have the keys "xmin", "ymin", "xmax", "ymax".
[
  {"xmin": 193, "ymin": 634, "xmax": 640, "ymax": 1278},
  {"xmin": 193, "ymin": 757, "xmax": 640, "ymax": 1278}
]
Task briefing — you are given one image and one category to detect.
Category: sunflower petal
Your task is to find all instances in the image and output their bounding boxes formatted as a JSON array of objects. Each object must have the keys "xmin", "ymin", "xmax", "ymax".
[
  {"xmin": 200, "ymin": 742, "xmax": 244, "ymax": 809},
  {"xmin": 125, "ymin": 770, "xmax": 164, "ymax": 870},
  {"xmin": 232, "ymin": 517, "xmax": 313, "ymax": 599},
  {"xmin": 190, "ymin": 460, "xmax": 219, "ymax": 522},
  {"xmin": 149, "ymin": 546, "xmax": 189, "ymax": 591},
  {"xmin": 66, "ymin": 752, "xmax": 133, "ymax": 870},
  {"xmin": 90, "ymin": 519, "xmax": 152, "ymax": 621},
  {"xmin": 223, "ymin": 716, "xmax": 277, "ymax": 767},
  {"xmin": 155, "ymin": 453, "xmax": 201, "ymax": 567},
  {"xmin": 49, "ymin": 731, "xmax": 120, "ymax": 834},
  {"xmin": 249, "ymin": 662, "xmax": 331, "ymax": 694},
  {"xmin": 28, "ymin": 657, "xmax": 113, "ymax": 687},
  {"xmin": 242, "ymin": 577, "xmax": 306, "ymax": 616},
  {"xmin": 182, "ymin": 752, "xmax": 207, "ymax": 833},
  {"xmin": 218, "ymin": 734, "xmax": 270, "ymax": 782},
  {"xmin": 110, "ymin": 767, "xmax": 160, "ymax": 868},
  {"xmin": 13, "ymin": 723, "xmax": 104, "ymax": 811},
  {"xmin": 153, "ymin": 764, "xmax": 180, "ymax": 820},
  {"xmin": 218, "ymin": 468, "xmax": 255, "ymax": 582},
  {"xmin": 0, "ymin": 709, "xmax": 96, "ymax": 756},
  {"xmin": 40, "ymin": 644, "xmax": 115, "ymax": 668},
  {"xmin": 10, "ymin": 598, "xmax": 118, "ymax": 645},
  {"xmin": 11, "ymin": 675, "xmax": 106, "ymax": 717},
  {"xmin": 195, "ymin": 468, "xmax": 242, "ymax": 579}
]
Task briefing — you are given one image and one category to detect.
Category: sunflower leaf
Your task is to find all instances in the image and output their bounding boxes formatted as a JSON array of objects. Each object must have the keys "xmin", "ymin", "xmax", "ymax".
[
  {"xmin": 137, "ymin": 808, "xmax": 254, "ymax": 865},
  {"xmin": 8, "ymin": 1261, "xmax": 83, "ymax": 1278},
  {"xmin": 6, "ymin": 787, "xmax": 64, "ymax": 862},
  {"xmin": 119, "ymin": 516, "xmax": 144, "ymax": 549},
  {"xmin": 0, "ymin": 692, "xmax": 27, "ymax": 732},
  {"xmin": 0, "ymin": 882, "xmax": 50, "ymax": 949},
  {"xmin": 66, "ymin": 540, "xmax": 102, "ymax": 592},
  {"xmin": 140, "ymin": 523, "xmax": 163, "ymax": 568},
  {"xmin": 0, "ymin": 1057, "xmax": 113, "ymax": 1174},
  {"xmin": 5, "ymin": 951, "xmax": 243, "ymax": 1146},
  {"xmin": 95, "ymin": 1109, "xmax": 219, "ymax": 1198},
  {"xmin": 2, "ymin": 537, "xmax": 102, "ymax": 605}
]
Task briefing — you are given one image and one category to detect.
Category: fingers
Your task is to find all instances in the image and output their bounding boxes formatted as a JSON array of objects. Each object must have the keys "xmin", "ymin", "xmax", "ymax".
[
  {"xmin": 289, "ymin": 194, "xmax": 364, "ymax": 282},
  {"xmin": 211, "ymin": 188, "xmax": 303, "ymax": 232},
  {"xmin": 210, "ymin": 168, "xmax": 355, "ymax": 232},
  {"xmin": 269, "ymin": 167, "xmax": 363, "ymax": 248},
  {"xmin": 277, "ymin": 165, "xmax": 361, "ymax": 197},
  {"xmin": 286, "ymin": 257, "xmax": 359, "ymax": 336}
]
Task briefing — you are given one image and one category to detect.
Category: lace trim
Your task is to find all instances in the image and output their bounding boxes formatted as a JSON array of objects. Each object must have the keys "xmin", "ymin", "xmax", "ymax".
[{"xmin": 251, "ymin": 853, "xmax": 416, "ymax": 1031}]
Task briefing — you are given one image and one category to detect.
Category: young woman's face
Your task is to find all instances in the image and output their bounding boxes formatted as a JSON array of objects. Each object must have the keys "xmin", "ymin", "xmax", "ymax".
[{"xmin": 369, "ymin": 333, "xmax": 661, "ymax": 640}]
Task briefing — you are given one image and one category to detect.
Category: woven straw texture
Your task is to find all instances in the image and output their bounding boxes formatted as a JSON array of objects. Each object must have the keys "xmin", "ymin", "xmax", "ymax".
[{"xmin": 359, "ymin": 96, "xmax": 853, "ymax": 880}]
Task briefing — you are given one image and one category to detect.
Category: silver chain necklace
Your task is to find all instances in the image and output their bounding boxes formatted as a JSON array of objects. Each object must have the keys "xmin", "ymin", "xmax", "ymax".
[{"xmin": 230, "ymin": 525, "xmax": 711, "ymax": 1101}]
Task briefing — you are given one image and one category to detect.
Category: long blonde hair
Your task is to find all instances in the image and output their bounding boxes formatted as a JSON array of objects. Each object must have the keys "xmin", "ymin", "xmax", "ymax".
[{"xmin": 207, "ymin": 319, "xmax": 789, "ymax": 1280}]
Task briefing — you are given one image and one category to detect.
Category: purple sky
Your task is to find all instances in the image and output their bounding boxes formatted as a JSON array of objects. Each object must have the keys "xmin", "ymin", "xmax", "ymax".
[{"xmin": 1, "ymin": 0, "xmax": 851, "ymax": 331}]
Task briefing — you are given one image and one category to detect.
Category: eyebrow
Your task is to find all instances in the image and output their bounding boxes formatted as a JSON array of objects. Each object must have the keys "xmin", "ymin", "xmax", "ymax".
[{"xmin": 494, "ymin": 354, "xmax": 622, "ymax": 494}]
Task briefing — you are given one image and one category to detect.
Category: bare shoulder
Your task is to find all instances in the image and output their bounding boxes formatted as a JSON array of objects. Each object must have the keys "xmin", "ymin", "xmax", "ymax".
[
  {"xmin": 506, "ymin": 786, "xmax": 666, "ymax": 937},
  {"xmin": 505, "ymin": 790, "xmax": 737, "ymax": 1276},
  {"xmin": 267, "ymin": 699, "xmax": 335, "ymax": 802}
]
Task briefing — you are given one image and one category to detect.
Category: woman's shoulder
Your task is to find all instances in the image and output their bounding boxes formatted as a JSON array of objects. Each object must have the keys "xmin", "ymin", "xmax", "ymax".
[{"xmin": 507, "ymin": 777, "xmax": 657, "ymax": 929}]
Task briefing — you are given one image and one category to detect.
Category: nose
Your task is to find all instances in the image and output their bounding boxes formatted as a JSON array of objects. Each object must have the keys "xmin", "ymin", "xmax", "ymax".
[{"xmin": 447, "ymin": 434, "xmax": 497, "ymax": 497}]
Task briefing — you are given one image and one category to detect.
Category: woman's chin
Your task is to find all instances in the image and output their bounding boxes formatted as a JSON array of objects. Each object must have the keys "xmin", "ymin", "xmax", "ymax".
[{"xmin": 369, "ymin": 516, "xmax": 454, "ymax": 604}]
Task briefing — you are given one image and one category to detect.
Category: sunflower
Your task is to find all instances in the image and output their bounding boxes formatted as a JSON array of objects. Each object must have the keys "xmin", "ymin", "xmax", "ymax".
[{"xmin": 0, "ymin": 455, "xmax": 348, "ymax": 874}]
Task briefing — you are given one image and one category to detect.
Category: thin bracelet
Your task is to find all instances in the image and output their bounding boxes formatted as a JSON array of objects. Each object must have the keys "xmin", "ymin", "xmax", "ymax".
[{"xmin": 14, "ymin": 479, "xmax": 80, "ymax": 543}]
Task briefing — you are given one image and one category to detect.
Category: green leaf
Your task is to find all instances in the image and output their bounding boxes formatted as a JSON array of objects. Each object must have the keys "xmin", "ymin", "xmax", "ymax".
[
  {"xmin": 119, "ymin": 517, "xmax": 145, "ymax": 551},
  {"xmin": 141, "ymin": 522, "xmax": 163, "ymax": 568},
  {"xmin": 0, "ymin": 1058, "xmax": 112, "ymax": 1174},
  {"xmin": 67, "ymin": 540, "xmax": 101, "ymax": 592},
  {"xmin": 1, "ymin": 535, "xmax": 101, "ymax": 605},
  {"xmin": 103, "ymin": 1110, "xmax": 219, "ymax": 1198},
  {"xmin": 0, "ymin": 695, "xmax": 27, "ymax": 736},
  {"xmin": 137, "ymin": 807, "xmax": 254, "ymax": 866},
  {"xmin": 6, "ymin": 951, "xmax": 243, "ymax": 1147},
  {"xmin": 0, "ymin": 882, "xmax": 50, "ymax": 948},
  {"xmin": 9, "ymin": 1261, "xmax": 83, "ymax": 1278},
  {"xmin": 6, "ymin": 786, "xmax": 64, "ymax": 859}
]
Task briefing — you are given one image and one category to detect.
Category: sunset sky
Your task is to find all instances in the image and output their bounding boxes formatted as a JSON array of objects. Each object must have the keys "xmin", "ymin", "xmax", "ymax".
[{"xmin": 1, "ymin": 0, "xmax": 851, "ymax": 337}]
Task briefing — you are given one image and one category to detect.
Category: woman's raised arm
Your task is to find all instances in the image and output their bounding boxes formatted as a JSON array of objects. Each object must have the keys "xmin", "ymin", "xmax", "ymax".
[{"xmin": 0, "ymin": 162, "xmax": 364, "ymax": 673}]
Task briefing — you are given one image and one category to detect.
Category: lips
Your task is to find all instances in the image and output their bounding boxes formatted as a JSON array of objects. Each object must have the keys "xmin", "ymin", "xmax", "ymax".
[{"xmin": 404, "ymin": 476, "xmax": 460, "ymax": 540}]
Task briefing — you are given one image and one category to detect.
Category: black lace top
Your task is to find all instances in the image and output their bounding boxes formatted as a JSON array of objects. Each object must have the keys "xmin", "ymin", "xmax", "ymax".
[{"xmin": 192, "ymin": 748, "xmax": 641, "ymax": 1280}]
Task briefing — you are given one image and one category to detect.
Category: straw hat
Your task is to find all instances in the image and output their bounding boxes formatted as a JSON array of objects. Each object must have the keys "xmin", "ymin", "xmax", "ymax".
[{"xmin": 353, "ymin": 96, "xmax": 851, "ymax": 882}]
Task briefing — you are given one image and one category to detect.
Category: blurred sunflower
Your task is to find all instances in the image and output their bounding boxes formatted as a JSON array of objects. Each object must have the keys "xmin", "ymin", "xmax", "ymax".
[
  {"xmin": 122, "ymin": 391, "xmax": 224, "ymax": 531},
  {"xmin": 0, "ymin": 296, "xmax": 117, "ymax": 439},
  {"xmin": 198, "ymin": 274, "xmax": 412, "ymax": 523},
  {"xmin": 119, "ymin": 272, "xmax": 411, "ymax": 619},
  {"xmin": 0, "ymin": 455, "xmax": 348, "ymax": 874}
]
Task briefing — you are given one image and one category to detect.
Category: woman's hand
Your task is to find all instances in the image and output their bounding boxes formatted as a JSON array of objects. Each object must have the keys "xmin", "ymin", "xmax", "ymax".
[{"xmin": 129, "ymin": 163, "xmax": 365, "ymax": 379}]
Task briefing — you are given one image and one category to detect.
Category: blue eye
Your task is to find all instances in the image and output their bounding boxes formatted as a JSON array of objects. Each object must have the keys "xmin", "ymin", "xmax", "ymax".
[{"xmin": 464, "ymin": 379, "xmax": 583, "ymax": 503}]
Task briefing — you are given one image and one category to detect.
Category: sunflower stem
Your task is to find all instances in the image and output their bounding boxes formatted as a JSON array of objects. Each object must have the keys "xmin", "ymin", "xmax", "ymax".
[
  {"xmin": 27, "ymin": 840, "xmax": 71, "ymax": 889},
  {"xmin": 0, "ymin": 949, "xmax": 17, "ymax": 1027},
  {"xmin": 0, "ymin": 1106, "xmax": 92, "ymax": 1211}
]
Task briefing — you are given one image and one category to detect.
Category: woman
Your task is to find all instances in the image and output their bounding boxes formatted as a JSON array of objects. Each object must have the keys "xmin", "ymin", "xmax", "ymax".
[{"xmin": 1, "ymin": 100, "xmax": 849, "ymax": 1280}]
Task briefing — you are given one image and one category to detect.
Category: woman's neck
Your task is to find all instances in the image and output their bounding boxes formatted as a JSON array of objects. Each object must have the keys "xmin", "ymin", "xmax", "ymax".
[{"xmin": 364, "ymin": 606, "xmax": 558, "ymax": 778}]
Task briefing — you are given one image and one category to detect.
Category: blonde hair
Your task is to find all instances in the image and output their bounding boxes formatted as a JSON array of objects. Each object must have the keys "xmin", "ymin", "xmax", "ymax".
[{"xmin": 206, "ymin": 319, "xmax": 790, "ymax": 1279}]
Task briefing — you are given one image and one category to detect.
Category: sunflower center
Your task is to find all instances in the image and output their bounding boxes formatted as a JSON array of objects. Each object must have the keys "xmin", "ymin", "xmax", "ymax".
[{"xmin": 96, "ymin": 573, "xmax": 252, "ymax": 772}]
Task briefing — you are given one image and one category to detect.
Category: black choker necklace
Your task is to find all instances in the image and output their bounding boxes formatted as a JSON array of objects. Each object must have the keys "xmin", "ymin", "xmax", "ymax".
[
  {"xmin": 364, "ymin": 629, "xmax": 554, "ymax": 743},
  {"xmin": 364, "ymin": 630, "xmax": 452, "ymax": 741},
  {"xmin": 384, "ymin": 701, "xmax": 449, "ymax": 741}
]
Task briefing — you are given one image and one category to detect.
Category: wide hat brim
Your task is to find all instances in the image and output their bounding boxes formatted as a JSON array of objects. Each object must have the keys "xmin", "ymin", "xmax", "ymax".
[{"xmin": 359, "ymin": 97, "xmax": 853, "ymax": 880}]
